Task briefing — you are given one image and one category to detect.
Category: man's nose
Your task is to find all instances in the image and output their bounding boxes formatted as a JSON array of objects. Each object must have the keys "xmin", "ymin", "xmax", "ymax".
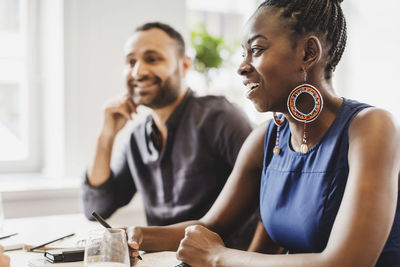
[{"xmin": 131, "ymin": 61, "xmax": 149, "ymax": 79}]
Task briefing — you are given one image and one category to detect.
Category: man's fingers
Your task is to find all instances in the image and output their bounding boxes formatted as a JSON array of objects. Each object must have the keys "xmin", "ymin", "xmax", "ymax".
[
  {"xmin": 123, "ymin": 93, "xmax": 137, "ymax": 114},
  {"xmin": 0, "ymin": 245, "xmax": 4, "ymax": 253},
  {"xmin": 126, "ymin": 98, "xmax": 137, "ymax": 114},
  {"xmin": 109, "ymin": 105, "xmax": 132, "ymax": 121},
  {"xmin": 105, "ymin": 95, "xmax": 137, "ymax": 120}
]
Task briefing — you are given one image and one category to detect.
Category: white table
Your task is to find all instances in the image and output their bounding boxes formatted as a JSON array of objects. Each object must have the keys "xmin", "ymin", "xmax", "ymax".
[{"xmin": 1, "ymin": 213, "xmax": 180, "ymax": 266}]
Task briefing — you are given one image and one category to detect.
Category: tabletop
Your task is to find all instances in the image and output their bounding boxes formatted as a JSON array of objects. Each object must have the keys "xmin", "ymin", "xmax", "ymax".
[{"xmin": 1, "ymin": 213, "xmax": 180, "ymax": 267}]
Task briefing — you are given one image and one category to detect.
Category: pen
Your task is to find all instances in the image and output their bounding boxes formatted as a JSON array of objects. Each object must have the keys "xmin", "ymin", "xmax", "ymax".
[
  {"xmin": 91, "ymin": 211, "xmax": 112, "ymax": 228},
  {"xmin": 0, "ymin": 232, "xmax": 18, "ymax": 240},
  {"xmin": 91, "ymin": 211, "xmax": 143, "ymax": 261},
  {"xmin": 29, "ymin": 233, "xmax": 75, "ymax": 252}
]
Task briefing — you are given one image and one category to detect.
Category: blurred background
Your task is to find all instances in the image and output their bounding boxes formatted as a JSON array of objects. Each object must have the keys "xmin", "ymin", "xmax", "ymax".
[{"xmin": 0, "ymin": 0, "xmax": 399, "ymax": 220}]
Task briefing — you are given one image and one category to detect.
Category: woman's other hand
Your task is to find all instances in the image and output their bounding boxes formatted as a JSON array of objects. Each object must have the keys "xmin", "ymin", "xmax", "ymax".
[{"xmin": 176, "ymin": 225, "xmax": 226, "ymax": 267}]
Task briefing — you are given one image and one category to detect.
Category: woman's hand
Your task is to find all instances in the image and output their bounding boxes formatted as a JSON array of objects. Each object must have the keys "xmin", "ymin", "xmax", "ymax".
[
  {"xmin": 126, "ymin": 226, "xmax": 143, "ymax": 266},
  {"xmin": 176, "ymin": 225, "xmax": 226, "ymax": 267}
]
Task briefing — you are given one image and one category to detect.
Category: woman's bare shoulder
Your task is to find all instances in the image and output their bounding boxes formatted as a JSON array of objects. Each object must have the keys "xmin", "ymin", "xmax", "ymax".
[{"xmin": 349, "ymin": 107, "xmax": 399, "ymax": 141}]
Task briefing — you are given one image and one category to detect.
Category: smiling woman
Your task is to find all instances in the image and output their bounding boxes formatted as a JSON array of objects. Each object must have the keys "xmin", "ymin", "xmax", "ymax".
[{"xmin": 123, "ymin": 1, "xmax": 400, "ymax": 266}]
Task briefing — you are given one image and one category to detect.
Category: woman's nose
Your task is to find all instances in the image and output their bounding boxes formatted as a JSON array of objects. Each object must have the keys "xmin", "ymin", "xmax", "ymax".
[{"xmin": 237, "ymin": 61, "xmax": 253, "ymax": 76}]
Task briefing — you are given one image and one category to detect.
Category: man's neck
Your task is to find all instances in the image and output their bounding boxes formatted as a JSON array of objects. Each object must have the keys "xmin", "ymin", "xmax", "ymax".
[{"xmin": 152, "ymin": 87, "xmax": 188, "ymax": 127}]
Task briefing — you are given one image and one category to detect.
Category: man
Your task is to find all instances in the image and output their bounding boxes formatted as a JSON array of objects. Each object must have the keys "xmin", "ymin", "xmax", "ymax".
[
  {"xmin": 0, "ymin": 246, "xmax": 10, "ymax": 267},
  {"xmin": 82, "ymin": 22, "xmax": 256, "ymax": 249}
]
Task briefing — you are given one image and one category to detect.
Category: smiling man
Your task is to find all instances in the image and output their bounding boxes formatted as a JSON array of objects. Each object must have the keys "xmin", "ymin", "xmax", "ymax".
[{"xmin": 82, "ymin": 22, "xmax": 257, "ymax": 249}]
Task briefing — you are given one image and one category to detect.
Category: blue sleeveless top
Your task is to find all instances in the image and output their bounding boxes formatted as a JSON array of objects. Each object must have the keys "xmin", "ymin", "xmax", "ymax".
[{"xmin": 260, "ymin": 98, "xmax": 400, "ymax": 266}]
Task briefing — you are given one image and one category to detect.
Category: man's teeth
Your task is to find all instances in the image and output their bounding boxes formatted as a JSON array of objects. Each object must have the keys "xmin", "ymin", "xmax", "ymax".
[
  {"xmin": 246, "ymin": 83, "xmax": 259, "ymax": 90},
  {"xmin": 137, "ymin": 82, "xmax": 156, "ymax": 88}
]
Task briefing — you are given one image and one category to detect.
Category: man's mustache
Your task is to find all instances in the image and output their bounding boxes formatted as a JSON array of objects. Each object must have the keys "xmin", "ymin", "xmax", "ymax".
[{"xmin": 128, "ymin": 75, "xmax": 161, "ymax": 87}]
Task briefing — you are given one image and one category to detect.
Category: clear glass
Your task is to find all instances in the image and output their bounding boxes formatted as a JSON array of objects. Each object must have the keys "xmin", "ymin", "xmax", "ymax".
[{"xmin": 84, "ymin": 229, "xmax": 129, "ymax": 267}]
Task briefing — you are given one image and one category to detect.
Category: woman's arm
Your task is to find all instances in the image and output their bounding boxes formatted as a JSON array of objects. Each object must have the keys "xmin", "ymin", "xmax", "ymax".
[
  {"xmin": 321, "ymin": 108, "xmax": 400, "ymax": 266},
  {"xmin": 177, "ymin": 108, "xmax": 400, "ymax": 267},
  {"xmin": 248, "ymin": 220, "xmax": 285, "ymax": 254},
  {"xmin": 126, "ymin": 123, "xmax": 268, "ymax": 253}
]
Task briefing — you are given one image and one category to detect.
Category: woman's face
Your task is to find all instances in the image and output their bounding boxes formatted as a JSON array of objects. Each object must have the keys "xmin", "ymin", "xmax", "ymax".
[{"xmin": 238, "ymin": 8, "xmax": 304, "ymax": 113}]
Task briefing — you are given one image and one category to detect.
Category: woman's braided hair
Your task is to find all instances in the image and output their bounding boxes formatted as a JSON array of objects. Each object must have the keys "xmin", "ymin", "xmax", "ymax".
[{"xmin": 258, "ymin": 0, "xmax": 346, "ymax": 77}]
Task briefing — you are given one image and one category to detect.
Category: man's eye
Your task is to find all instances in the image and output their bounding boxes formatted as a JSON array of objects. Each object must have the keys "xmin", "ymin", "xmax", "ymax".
[
  {"xmin": 146, "ymin": 57, "xmax": 159, "ymax": 63},
  {"xmin": 128, "ymin": 59, "xmax": 136, "ymax": 66}
]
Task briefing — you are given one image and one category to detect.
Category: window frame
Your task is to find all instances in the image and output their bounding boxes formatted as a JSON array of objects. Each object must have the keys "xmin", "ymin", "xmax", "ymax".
[{"xmin": 0, "ymin": 0, "xmax": 42, "ymax": 173}]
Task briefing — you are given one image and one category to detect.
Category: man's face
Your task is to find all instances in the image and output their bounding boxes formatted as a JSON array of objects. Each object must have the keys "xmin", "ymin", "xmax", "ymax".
[{"xmin": 124, "ymin": 28, "xmax": 184, "ymax": 109}]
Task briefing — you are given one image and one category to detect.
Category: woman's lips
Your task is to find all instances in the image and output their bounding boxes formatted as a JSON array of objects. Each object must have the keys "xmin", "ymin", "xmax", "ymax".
[{"xmin": 245, "ymin": 82, "xmax": 260, "ymax": 98}]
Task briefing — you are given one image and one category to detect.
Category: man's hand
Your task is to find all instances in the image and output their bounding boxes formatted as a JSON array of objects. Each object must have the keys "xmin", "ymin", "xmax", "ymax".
[
  {"xmin": 0, "ymin": 246, "xmax": 10, "ymax": 267},
  {"xmin": 126, "ymin": 226, "xmax": 143, "ymax": 266},
  {"xmin": 176, "ymin": 225, "xmax": 226, "ymax": 267},
  {"xmin": 102, "ymin": 93, "xmax": 137, "ymax": 139},
  {"xmin": 87, "ymin": 93, "xmax": 137, "ymax": 187}
]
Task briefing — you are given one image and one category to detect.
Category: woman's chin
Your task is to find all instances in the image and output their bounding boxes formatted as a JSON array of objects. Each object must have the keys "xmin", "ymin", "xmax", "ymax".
[{"xmin": 252, "ymin": 101, "xmax": 268, "ymax": 113}]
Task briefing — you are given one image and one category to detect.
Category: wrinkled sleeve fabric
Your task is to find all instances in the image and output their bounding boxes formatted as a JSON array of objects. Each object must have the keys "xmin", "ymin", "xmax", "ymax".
[
  {"xmin": 210, "ymin": 101, "xmax": 253, "ymax": 167},
  {"xmin": 82, "ymin": 136, "xmax": 137, "ymax": 220}
]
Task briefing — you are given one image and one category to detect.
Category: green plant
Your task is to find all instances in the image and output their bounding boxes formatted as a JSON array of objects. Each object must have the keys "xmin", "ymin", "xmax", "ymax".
[{"xmin": 190, "ymin": 25, "xmax": 227, "ymax": 74}]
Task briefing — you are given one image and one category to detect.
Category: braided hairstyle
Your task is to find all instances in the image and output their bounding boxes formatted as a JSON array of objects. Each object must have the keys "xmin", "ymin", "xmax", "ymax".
[{"xmin": 257, "ymin": 0, "xmax": 347, "ymax": 78}]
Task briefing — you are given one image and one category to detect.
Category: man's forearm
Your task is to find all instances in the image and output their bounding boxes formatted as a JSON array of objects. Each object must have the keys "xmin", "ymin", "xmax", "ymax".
[{"xmin": 87, "ymin": 133, "xmax": 115, "ymax": 187}]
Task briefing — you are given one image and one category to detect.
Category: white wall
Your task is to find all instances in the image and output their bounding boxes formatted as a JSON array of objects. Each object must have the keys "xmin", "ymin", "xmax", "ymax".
[{"xmin": 42, "ymin": 0, "xmax": 187, "ymax": 177}]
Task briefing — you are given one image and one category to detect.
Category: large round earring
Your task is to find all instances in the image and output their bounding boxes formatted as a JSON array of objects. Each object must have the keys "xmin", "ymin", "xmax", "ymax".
[
  {"xmin": 273, "ymin": 112, "xmax": 285, "ymax": 155},
  {"xmin": 287, "ymin": 73, "xmax": 323, "ymax": 153}
]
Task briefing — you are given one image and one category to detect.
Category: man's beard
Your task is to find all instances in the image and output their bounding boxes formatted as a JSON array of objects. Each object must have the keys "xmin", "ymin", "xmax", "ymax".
[{"xmin": 130, "ymin": 66, "xmax": 182, "ymax": 109}]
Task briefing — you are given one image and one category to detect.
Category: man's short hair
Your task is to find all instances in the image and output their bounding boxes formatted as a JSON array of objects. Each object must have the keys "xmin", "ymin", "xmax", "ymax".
[{"xmin": 135, "ymin": 22, "xmax": 185, "ymax": 56}]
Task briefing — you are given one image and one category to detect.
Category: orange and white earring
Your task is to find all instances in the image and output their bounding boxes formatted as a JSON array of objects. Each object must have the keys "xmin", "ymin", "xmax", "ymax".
[
  {"xmin": 273, "ymin": 112, "xmax": 285, "ymax": 155},
  {"xmin": 287, "ymin": 71, "xmax": 323, "ymax": 154}
]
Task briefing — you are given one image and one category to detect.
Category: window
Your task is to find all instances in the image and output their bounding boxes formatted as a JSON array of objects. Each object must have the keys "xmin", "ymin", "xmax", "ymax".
[
  {"xmin": 186, "ymin": 0, "xmax": 269, "ymax": 124},
  {"xmin": 0, "ymin": 0, "xmax": 40, "ymax": 172},
  {"xmin": 340, "ymin": 0, "xmax": 400, "ymax": 122}
]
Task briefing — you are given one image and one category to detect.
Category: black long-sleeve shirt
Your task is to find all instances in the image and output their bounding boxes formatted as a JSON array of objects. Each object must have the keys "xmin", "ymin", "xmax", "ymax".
[{"xmin": 82, "ymin": 89, "xmax": 257, "ymax": 249}]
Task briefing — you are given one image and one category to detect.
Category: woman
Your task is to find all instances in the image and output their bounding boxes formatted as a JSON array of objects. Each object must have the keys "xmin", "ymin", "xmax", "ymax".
[
  {"xmin": 126, "ymin": 1, "xmax": 400, "ymax": 266},
  {"xmin": 0, "ymin": 246, "xmax": 10, "ymax": 267}
]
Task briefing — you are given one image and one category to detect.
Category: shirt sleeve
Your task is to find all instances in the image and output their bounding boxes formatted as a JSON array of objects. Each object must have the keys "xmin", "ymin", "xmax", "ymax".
[
  {"xmin": 210, "ymin": 101, "xmax": 253, "ymax": 167},
  {"xmin": 82, "ymin": 137, "xmax": 137, "ymax": 220}
]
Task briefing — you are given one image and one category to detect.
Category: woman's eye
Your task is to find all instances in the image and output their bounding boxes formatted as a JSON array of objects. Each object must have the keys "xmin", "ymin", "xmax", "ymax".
[{"xmin": 251, "ymin": 48, "xmax": 263, "ymax": 55}]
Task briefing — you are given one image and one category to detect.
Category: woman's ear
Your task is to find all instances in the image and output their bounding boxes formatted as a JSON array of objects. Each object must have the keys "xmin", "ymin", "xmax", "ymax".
[{"xmin": 302, "ymin": 36, "xmax": 322, "ymax": 70}]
